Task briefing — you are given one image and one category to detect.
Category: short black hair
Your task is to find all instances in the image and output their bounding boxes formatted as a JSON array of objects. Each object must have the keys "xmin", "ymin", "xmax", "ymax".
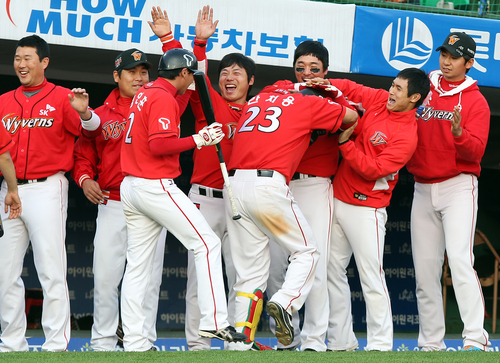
[
  {"xmin": 293, "ymin": 40, "xmax": 329, "ymax": 70},
  {"xmin": 17, "ymin": 34, "xmax": 50, "ymax": 61},
  {"xmin": 396, "ymin": 68, "xmax": 430, "ymax": 109},
  {"xmin": 218, "ymin": 53, "xmax": 256, "ymax": 83},
  {"xmin": 218, "ymin": 53, "xmax": 255, "ymax": 95},
  {"xmin": 158, "ymin": 68, "xmax": 192, "ymax": 80}
]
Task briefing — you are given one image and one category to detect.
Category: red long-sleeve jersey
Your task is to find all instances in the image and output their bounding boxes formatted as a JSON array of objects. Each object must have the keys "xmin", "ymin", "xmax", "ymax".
[
  {"xmin": 406, "ymin": 70, "xmax": 490, "ymax": 183},
  {"xmin": 331, "ymin": 79, "xmax": 418, "ymax": 208},
  {"xmin": 229, "ymin": 91, "xmax": 347, "ymax": 183},
  {"xmin": 72, "ymin": 89, "xmax": 129, "ymax": 201}
]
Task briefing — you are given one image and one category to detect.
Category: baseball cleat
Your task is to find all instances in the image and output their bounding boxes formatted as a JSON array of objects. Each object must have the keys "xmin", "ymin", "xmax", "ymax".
[
  {"xmin": 462, "ymin": 345, "xmax": 483, "ymax": 351},
  {"xmin": 266, "ymin": 301, "xmax": 294, "ymax": 346},
  {"xmin": 198, "ymin": 326, "xmax": 247, "ymax": 342}
]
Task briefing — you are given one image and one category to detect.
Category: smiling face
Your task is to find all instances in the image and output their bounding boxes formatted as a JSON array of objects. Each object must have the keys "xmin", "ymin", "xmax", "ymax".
[
  {"xmin": 218, "ymin": 63, "xmax": 253, "ymax": 105},
  {"xmin": 294, "ymin": 55, "xmax": 327, "ymax": 83},
  {"xmin": 387, "ymin": 77, "xmax": 417, "ymax": 113},
  {"xmin": 14, "ymin": 46, "xmax": 48, "ymax": 87},
  {"xmin": 114, "ymin": 64, "xmax": 149, "ymax": 99},
  {"xmin": 439, "ymin": 49, "xmax": 474, "ymax": 82}
]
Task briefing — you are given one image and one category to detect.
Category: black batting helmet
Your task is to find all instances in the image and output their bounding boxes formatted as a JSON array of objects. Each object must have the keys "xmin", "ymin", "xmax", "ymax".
[
  {"xmin": 158, "ymin": 48, "xmax": 198, "ymax": 72},
  {"xmin": 299, "ymin": 87, "xmax": 324, "ymax": 97}
]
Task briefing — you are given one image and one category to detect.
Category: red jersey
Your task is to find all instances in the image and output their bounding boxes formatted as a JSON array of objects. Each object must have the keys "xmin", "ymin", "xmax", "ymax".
[
  {"xmin": 72, "ymin": 88, "xmax": 130, "ymax": 201},
  {"xmin": 228, "ymin": 91, "xmax": 347, "ymax": 183},
  {"xmin": 121, "ymin": 78, "xmax": 183, "ymax": 179},
  {"xmin": 331, "ymin": 79, "xmax": 418, "ymax": 208},
  {"xmin": 0, "ymin": 80, "xmax": 100, "ymax": 179},
  {"xmin": 406, "ymin": 70, "xmax": 490, "ymax": 183},
  {"xmin": 160, "ymin": 38, "xmax": 236, "ymax": 189},
  {"xmin": 261, "ymin": 80, "xmax": 340, "ymax": 177}
]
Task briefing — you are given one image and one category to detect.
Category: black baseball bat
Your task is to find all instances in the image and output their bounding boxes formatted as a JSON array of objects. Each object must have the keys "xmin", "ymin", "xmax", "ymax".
[{"xmin": 193, "ymin": 71, "xmax": 241, "ymax": 220}]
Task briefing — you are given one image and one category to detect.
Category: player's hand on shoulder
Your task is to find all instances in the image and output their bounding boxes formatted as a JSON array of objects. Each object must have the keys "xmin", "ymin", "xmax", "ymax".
[
  {"xmin": 193, "ymin": 122, "xmax": 225, "ymax": 149},
  {"xmin": 195, "ymin": 5, "xmax": 219, "ymax": 41},
  {"xmin": 82, "ymin": 179, "xmax": 105, "ymax": 205},
  {"xmin": 4, "ymin": 191, "xmax": 21, "ymax": 219},
  {"xmin": 304, "ymin": 78, "xmax": 331, "ymax": 87},
  {"xmin": 148, "ymin": 6, "xmax": 171, "ymax": 37}
]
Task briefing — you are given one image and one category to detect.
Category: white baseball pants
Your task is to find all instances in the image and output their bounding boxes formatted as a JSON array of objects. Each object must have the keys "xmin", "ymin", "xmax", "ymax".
[
  {"xmin": 224, "ymin": 169, "xmax": 318, "ymax": 336},
  {"xmin": 0, "ymin": 172, "xmax": 70, "ymax": 352},
  {"xmin": 90, "ymin": 199, "xmax": 166, "ymax": 351},
  {"xmin": 329, "ymin": 198, "xmax": 393, "ymax": 351},
  {"xmin": 120, "ymin": 176, "xmax": 228, "ymax": 351},
  {"xmin": 185, "ymin": 184, "xmax": 236, "ymax": 351},
  {"xmin": 411, "ymin": 173, "xmax": 489, "ymax": 350},
  {"xmin": 267, "ymin": 176, "xmax": 332, "ymax": 351}
]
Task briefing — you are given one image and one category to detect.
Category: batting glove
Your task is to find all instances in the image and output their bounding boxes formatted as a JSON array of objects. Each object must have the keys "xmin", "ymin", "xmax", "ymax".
[{"xmin": 193, "ymin": 122, "xmax": 225, "ymax": 149}]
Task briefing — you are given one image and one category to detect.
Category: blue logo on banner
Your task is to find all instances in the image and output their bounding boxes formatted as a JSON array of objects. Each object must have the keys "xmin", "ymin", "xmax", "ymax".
[{"xmin": 382, "ymin": 17, "xmax": 433, "ymax": 70}]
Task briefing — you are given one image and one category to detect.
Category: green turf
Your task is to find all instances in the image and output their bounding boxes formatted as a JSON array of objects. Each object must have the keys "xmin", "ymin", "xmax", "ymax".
[{"xmin": 0, "ymin": 351, "xmax": 496, "ymax": 363}]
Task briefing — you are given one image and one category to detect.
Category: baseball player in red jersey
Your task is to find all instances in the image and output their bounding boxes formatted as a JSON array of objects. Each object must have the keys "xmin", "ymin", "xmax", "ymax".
[
  {"xmin": 71, "ymin": 48, "xmax": 171, "ymax": 351},
  {"xmin": 0, "ymin": 35, "xmax": 101, "ymax": 352},
  {"xmin": 406, "ymin": 32, "xmax": 490, "ymax": 352},
  {"xmin": 154, "ymin": 6, "xmax": 269, "ymax": 351},
  {"xmin": 226, "ymin": 88, "xmax": 358, "ymax": 349},
  {"xmin": 260, "ymin": 41, "xmax": 354, "ymax": 351},
  {"xmin": 325, "ymin": 68, "xmax": 430, "ymax": 351},
  {"xmin": 119, "ymin": 48, "xmax": 247, "ymax": 351}
]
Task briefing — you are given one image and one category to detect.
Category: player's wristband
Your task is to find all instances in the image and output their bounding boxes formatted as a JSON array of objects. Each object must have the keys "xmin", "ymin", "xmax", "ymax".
[
  {"xmin": 81, "ymin": 110, "xmax": 100, "ymax": 131},
  {"xmin": 159, "ymin": 31, "xmax": 174, "ymax": 44},
  {"xmin": 194, "ymin": 39, "xmax": 207, "ymax": 47},
  {"xmin": 78, "ymin": 174, "xmax": 92, "ymax": 188},
  {"xmin": 338, "ymin": 139, "xmax": 350, "ymax": 146}
]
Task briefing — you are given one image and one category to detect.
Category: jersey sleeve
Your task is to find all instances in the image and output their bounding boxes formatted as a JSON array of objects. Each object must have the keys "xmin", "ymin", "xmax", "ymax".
[
  {"xmin": 146, "ymin": 92, "xmax": 180, "ymax": 141},
  {"xmin": 72, "ymin": 137, "xmax": 98, "ymax": 187},
  {"xmin": 330, "ymin": 79, "xmax": 388, "ymax": 113},
  {"xmin": 339, "ymin": 127, "xmax": 418, "ymax": 181},
  {"xmin": 453, "ymin": 98, "xmax": 490, "ymax": 162},
  {"xmin": 260, "ymin": 80, "xmax": 295, "ymax": 95},
  {"xmin": 161, "ymin": 37, "xmax": 183, "ymax": 53},
  {"xmin": 309, "ymin": 97, "xmax": 347, "ymax": 134}
]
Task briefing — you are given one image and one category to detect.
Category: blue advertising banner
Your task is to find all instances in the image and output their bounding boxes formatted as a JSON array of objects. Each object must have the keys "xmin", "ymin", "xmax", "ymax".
[
  {"xmin": 25, "ymin": 337, "xmax": 500, "ymax": 352},
  {"xmin": 351, "ymin": 6, "xmax": 500, "ymax": 87}
]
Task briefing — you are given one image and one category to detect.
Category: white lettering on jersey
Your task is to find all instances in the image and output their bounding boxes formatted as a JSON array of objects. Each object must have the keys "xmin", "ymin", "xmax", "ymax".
[
  {"xmin": 265, "ymin": 95, "xmax": 279, "ymax": 103},
  {"xmin": 39, "ymin": 104, "xmax": 56, "ymax": 116},
  {"xmin": 247, "ymin": 95, "xmax": 260, "ymax": 106},
  {"xmin": 2, "ymin": 114, "xmax": 54, "ymax": 134},
  {"xmin": 282, "ymin": 96, "xmax": 295, "ymax": 107}
]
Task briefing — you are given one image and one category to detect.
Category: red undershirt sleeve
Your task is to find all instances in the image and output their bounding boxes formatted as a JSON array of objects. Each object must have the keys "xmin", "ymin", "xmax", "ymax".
[{"xmin": 149, "ymin": 136, "xmax": 196, "ymax": 156}]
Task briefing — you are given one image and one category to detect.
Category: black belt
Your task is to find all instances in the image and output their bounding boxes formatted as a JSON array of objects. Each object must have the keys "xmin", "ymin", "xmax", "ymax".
[
  {"xmin": 228, "ymin": 170, "xmax": 274, "ymax": 177},
  {"xmin": 17, "ymin": 177, "xmax": 47, "ymax": 185},
  {"xmin": 291, "ymin": 173, "xmax": 317, "ymax": 180},
  {"xmin": 199, "ymin": 186, "xmax": 223, "ymax": 199}
]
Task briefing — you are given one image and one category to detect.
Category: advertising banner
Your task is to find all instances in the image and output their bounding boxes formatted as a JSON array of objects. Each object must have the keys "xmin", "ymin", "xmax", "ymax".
[{"xmin": 351, "ymin": 6, "xmax": 500, "ymax": 87}]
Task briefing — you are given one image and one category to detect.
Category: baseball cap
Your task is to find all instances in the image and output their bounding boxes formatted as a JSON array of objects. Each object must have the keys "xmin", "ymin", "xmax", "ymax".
[
  {"xmin": 436, "ymin": 32, "xmax": 476, "ymax": 58},
  {"xmin": 114, "ymin": 48, "xmax": 152, "ymax": 71}
]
